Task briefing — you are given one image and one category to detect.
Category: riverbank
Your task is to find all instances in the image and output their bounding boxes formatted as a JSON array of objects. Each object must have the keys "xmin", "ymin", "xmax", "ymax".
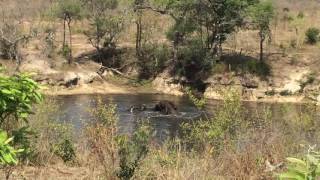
[
  {"xmin": 41, "ymin": 82, "xmax": 155, "ymax": 96},
  {"xmin": 1, "ymin": 52, "xmax": 318, "ymax": 104},
  {"xmin": 39, "ymin": 81, "xmax": 313, "ymax": 105}
]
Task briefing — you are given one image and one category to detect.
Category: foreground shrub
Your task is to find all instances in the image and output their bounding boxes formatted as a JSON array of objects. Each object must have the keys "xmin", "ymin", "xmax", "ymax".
[
  {"xmin": 181, "ymin": 89, "xmax": 243, "ymax": 152},
  {"xmin": 86, "ymin": 98, "xmax": 152, "ymax": 179},
  {"xmin": 0, "ymin": 130, "xmax": 23, "ymax": 166},
  {"xmin": 52, "ymin": 139, "xmax": 76, "ymax": 163},
  {"xmin": 86, "ymin": 99, "xmax": 119, "ymax": 178},
  {"xmin": 305, "ymin": 28, "xmax": 320, "ymax": 44},
  {"xmin": 0, "ymin": 73, "xmax": 42, "ymax": 127},
  {"xmin": 117, "ymin": 123, "xmax": 152, "ymax": 180},
  {"xmin": 0, "ymin": 70, "xmax": 43, "ymax": 178},
  {"xmin": 278, "ymin": 146, "xmax": 320, "ymax": 180},
  {"xmin": 28, "ymin": 98, "xmax": 75, "ymax": 165}
]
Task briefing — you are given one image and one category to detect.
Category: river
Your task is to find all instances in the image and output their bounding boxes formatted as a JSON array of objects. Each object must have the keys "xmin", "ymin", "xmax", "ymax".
[{"xmin": 53, "ymin": 94, "xmax": 320, "ymax": 145}]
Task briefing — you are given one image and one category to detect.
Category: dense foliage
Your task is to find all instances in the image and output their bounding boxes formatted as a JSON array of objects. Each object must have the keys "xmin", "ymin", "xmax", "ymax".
[
  {"xmin": 0, "ymin": 130, "xmax": 23, "ymax": 166},
  {"xmin": 0, "ymin": 70, "xmax": 43, "ymax": 178},
  {"xmin": 0, "ymin": 73, "xmax": 42, "ymax": 126},
  {"xmin": 279, "ymin": 147, "xmax": 320, "ymax": 180}
]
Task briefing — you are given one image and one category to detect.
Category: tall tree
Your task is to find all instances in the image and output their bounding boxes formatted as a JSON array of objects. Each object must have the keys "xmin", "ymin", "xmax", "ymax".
[
  {"xmin": 248, "ymin": 0, "xmax": 274, "ymax": 61},
  {"xmin": 54, "ymin": 0, "xmax": 83, "ymax": 64},
  {"xmin": 151, "ymin": 0, "xmax": 259, "ymax": 58},
  {"xmin": 83, "ymin": 0, "xmax": 124, "ymax": 61},
  {"xmin": 133, "ymin": 0, "xmax": 145, "ymax": 58}
]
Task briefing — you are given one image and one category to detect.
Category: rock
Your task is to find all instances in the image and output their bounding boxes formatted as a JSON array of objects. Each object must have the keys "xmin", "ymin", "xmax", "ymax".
[
  {"xmin": 78, "ymin": 72, "xmax": 101, "ymax": 84},
  {"xmin": 241, "ymin": 75, "xmax": 259, "ymax": 88},
  {"xmin": 102, "ymin": 69, "xmax": 115, "ymax": 78},
  {"xmin": 20, "ymin": 56, "xmax": 58, "ymax": 74},
  {"xmin": 242, "ymin": 89, "xmax": 266, "ymax": 100},
  {"xmin": 283, "ymin": 82, "xmax": 301, "ymax": 94},
  {"xmin": 63, "ymin": 72, "xmax": 80, "ymax": 88},
  {"xmin": 317, "ymin": 95, "xmax": 320, "ymax": 105},
  {"xmin": 33, "ymin": 73, "xmax": 64, "ymax": 86},
  {"xmin": 204, "ymin": 74, "xmax": 234, "ymax": 85},
  {"xmin": 152, "ymin": 71, "xmax": 184, "ymax": 96},
  {"xmin": 33, "ymin": 71, "xmax": 104, "ymax": 88},
  {"xmin": 204, "ymin": 86, "xmax": 223, "ymax": 99},
  {"xmin": 154, "ymin": 101, "xmax": 178, "ymax": 115},
  {"xmin": 204, "ymin": 85, "xmax": 243, "ymax": 100}
]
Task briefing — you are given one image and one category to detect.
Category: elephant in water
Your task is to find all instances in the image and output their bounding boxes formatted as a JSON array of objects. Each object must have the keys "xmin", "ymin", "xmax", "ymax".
[
  {"xmin": 154, "ymin": 100, "xmax": 178, "ymax": 115},
  {"xmin": 129, "ymin": 104, "xmax": 147, "ymax": 113},
  {"xmin": 128, "ymin": 101, "xmax": 178, "ymax": 115}
]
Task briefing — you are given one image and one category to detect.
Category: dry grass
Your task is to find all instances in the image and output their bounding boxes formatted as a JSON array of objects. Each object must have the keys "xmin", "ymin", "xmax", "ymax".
[
  {"xmin": 1, "ymin": 0, "xmax": 320, "ymax": 179},
  {"xmin": 0, "ymin": 98, "xmax": 317, "ymax": 180}
]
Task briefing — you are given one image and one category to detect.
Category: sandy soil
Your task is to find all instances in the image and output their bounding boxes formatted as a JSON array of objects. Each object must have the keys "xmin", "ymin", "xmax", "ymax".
[{"xmin": 41, "ymin": 82, "xmax": 158, "ymax": 96}]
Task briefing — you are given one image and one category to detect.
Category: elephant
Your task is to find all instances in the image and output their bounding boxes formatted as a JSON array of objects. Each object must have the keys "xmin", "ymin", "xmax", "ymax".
[
  {"xmin": 129, "ymin": 104, "xmax": 147, "ymax": 113},
  {"xmin": 153, "ymin": 100, "xmax": 178, "ymax": 115},
  {"xmin": 128, "ymin": 101, "xmax": 178, "ymax": 115}
]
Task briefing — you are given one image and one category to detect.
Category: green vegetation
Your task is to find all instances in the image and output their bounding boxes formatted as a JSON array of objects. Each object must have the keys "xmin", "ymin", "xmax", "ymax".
[
  {"xmin": 52, "ymin": 0, "xmax": 83, "ymax": 63},
  {"xmin": 116, "ymin": 123, "xmax": 152, "ymax": 179},
  {"xmin": 0, "ymin": 70, "xmax": 42, "ymax": 178},
  {"xmin": 181, "ymin": 89, "xmax": 243, "ymax": 151},
  {"xmin": 248, "ymin": 0, "xmax": 275, "ymax": 61},
  {"xmin": 1, "ymin": 0, "xmax": 320, "ymax": 179},
  {"xmin": 30, "ymin": 0, "xmax": 277, "ymax": 81},
  {"xmin": 83, "ymin": 0, "xmax": 124, "ymax": 60},
  {"xmin": 305, "ymin": 27, "xmax": 320, "ymax": 44},
  {"xmin": 0, "ymin": 73, "xmax": 42, "ymax": 126},
  {"xmin": 0, "ymin": 70, "xmax": 319, "ymax": 178},
  {"xmin": 279, "ymin": 147, "xmax": 320, "ymax": 180},
  {"xmin": 0, "ymin": 130, "xmax": 23, "ymax": 166}
]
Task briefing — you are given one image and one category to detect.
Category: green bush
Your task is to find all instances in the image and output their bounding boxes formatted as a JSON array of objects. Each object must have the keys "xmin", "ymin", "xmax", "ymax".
[
  {"xmin": 116, "ymin": 122, "xmax": 152, "ymax": 180},
  {"xmin": 0, "ymin": 73, "xmax": 42, "ymax": 164},
  {"xmin": 299, "ymin": 73, "xmax": 316, "ymax": 91},
  {"xmin": 181, "ymin": 89, "xmax": 243, "ymax": 152},
  {"xmin": 265, "ymin": 89, "xmax": 276, "ymax": 96},
  {"xmin": 278, "ymin": 147, "xmax": 320, "ymax": 180},
  {"xmin": 185, "ymin": 88, "xmax": 206, "ymax": 110},
  {"xmin": 245, "ymin": 60, "xmax": 270, "ymax": 77},
  {"xmin": 305, "ymin": 28, "xmax": 320, "ymax": 44},
  {"xmin": 223, "ymin": 55, "xmax": 271, "ymax": 78},
  {"xmin": 12, "ymin": 126, "xmax": 36, "ymax": 162},
  {"xmin": 60, "ymin": 44, "xmax": 71, "ymax": 58},
  {"xmin": 280, "ymin": 90, "xmax": 292, "ymax": 96},
  {"xmin": 0, "ymin": 72, "xmax": 42, "ymax": 127},
  {"xmin": 175, "ymin": 39, "xmax": 212, "ymax": 79},
  {"xmin": 0, "ymin": 130, "xmax": 23, "ymax": 166},
  {"xmin": 139, "ymin": 44, "xmax": 171, "ymax": 79},
  {"xmin": 52, "ymin": 139, "xmax": 76, "ymax": 163}
]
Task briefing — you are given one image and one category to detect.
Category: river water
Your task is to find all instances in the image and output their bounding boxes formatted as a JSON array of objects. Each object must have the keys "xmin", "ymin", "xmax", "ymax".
[{"xmin": 54, "ymin": 94, "xmax": 320, "ymax": 144}]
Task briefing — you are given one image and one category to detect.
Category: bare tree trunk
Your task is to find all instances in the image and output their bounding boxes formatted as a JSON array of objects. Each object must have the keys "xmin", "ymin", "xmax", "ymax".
[
  {"xmin": 135, "ymin": 11, "xmax": 142, "ymax": 58},
  {"xmin": 63, "ymin": 15, "xmax": 66, "ymax": 48},
  {"xmin": 67, "ymin": 19, "xmax": 73, "ymax": 64},
  {"xmin": 218, "ymin": 36, "xmax": 223, "ymax": 57},
  {"xmin": 259, "ymin": 33, "xmax": 264, "ymax": 61}
]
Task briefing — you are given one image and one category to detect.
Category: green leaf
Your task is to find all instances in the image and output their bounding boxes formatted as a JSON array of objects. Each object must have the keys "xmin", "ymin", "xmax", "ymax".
[
  {"xmin": 306, "ymin": 155, "xmax": 319, "ymax": 165},
  {"xmin": 4, "ymin": 137, "xmax": 14, "ymax": 145},
  {"xmin": 1, "ymin": 89, "xmax": 12, "ymax": 95},
  {"xmin": 0, "ymin": 131, "xmax": 8, "ymax": 144},
  {"xmin": 287, "ymin": 158, "xmax": 307, "ymax": 167},
  {"xmin": 278, "ymin": 172, "xmax": 305, "ymax": 180}
]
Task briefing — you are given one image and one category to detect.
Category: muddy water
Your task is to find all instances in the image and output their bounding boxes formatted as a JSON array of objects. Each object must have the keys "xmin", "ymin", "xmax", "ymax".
[{"xmin": 54, "ymin": 94, "xmax": 320, "ymax": 144}]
